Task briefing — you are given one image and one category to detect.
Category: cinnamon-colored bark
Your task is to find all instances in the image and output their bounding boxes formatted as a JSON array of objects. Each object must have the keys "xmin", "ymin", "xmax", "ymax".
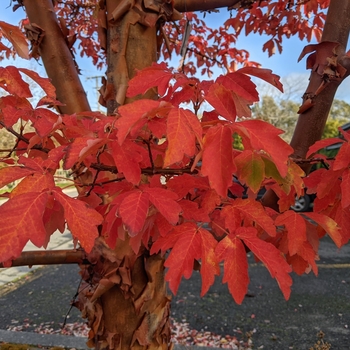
[
  {"xmin": 70, "ymin": 2, "xmax": 171, "ymax": 349},
  {"xmin": 262, "ymin": 0, "xmax": 350, "ymax": 210},
  {"xmin": 23, "ymin": 0, "xmax": 90, "ymax": 114},
  {"xmin": 105, "ymin": 0, "xmax": 157, "ymax": 113},
  {"xmin": 290, "ymin": 0, "xmax": 350, "ymax": 164},
  {"xmin": 0, "ymin": 250, "xmax": 86, "ymax": 268}
]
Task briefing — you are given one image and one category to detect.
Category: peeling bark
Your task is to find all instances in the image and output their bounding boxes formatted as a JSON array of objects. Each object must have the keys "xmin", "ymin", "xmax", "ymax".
[
  {"xmin": 74, "ymin": 2, "xmax": 172, "ymax": 349},
  {"xmin": 76, "ymin": 238, "xmax": 171, "ymax": 350},
  {"xmin": 23, "ymin": 0, "xmax": 90, "ymax": 114},
  {"xmin": 103, "ymin": 0, "xmax": 158, "ymax": 113}
]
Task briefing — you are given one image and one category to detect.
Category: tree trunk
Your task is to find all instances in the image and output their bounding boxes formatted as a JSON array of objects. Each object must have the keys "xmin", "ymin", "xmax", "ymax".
[
  {"xmin": 77, "ymin": 4, "xmax": 172, "ymax": 347},
  {"xmin": 23, "ymin": 0, "xmax": 172, "ymax": 348},
  {"xmin": 23, "ymin": 0, "xmax": 90, "ymax": 114},
  {"xmin": 262, "ymin": 0, "xmax": 350, "ymax": 210},
  {"xmin": 289, "ymin": 0, "xmax": 350, "ymax": 164}
]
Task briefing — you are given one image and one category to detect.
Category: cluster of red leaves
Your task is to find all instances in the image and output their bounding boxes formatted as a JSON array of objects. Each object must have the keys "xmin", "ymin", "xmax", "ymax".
[
  {"xmin": 1, "ymin": 1, "xmax": 330, "ymax": 73},
  {"xmin": 0, "ymin": 59, "xmax": 347, "ymax": 304}
]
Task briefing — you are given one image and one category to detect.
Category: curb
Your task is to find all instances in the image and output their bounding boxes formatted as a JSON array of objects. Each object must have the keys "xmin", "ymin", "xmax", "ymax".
[{"xmin": 0, "ymin": 330, "xmax": 215, "ymax": 349}]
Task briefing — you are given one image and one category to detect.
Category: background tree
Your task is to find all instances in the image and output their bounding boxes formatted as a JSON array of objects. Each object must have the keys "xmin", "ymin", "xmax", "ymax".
[
  {"xmin": 1, "ymin": 1, "xmax": 350, "ymax": 349},
  {"xmin": 252, "ymin": 95, "xmax": 350, "ymax": 142},
  {"xmin": 252, "ymin": 95, "xmax": 299, "ymax": 142}
]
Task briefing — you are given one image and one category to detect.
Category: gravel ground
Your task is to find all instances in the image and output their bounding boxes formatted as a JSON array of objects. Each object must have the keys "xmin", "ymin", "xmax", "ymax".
[{"xmin": 0, "ymin": 236, "xmax": 350, "ymax": 349}]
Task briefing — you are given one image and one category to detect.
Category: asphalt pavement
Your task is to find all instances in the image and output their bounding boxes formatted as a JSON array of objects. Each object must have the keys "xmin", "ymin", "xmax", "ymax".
[{"xmin": 1, "ymin": 232, "xmax": 350, "ymax": 349}]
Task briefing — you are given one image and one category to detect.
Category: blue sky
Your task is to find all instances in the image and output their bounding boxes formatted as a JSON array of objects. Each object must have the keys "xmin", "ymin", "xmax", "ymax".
[{"xmin": 1, "ymin": 3, "xmax": 349, "ymax": 106}]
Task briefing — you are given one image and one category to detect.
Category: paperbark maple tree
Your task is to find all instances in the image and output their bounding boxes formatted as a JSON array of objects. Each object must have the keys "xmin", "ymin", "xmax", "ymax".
[{"xmin": 1, "ymin": 0, "xmax": 350, "ymax": 349}]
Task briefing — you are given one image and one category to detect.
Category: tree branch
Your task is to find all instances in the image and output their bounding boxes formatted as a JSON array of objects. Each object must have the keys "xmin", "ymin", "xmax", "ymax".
[
  {"xmin": 22, "ymin": 0, "xmax": 90, "ymax": 114},
  {"xmin": 262, "ymin": 0, "xmax": 350, "ymax": 210},
  {"xmin": 90, "ymin": 162, "xmax": 198, "ymax": 176},
  {"xmin": 290, "ymin": 0, "xmax": 350, "ymax": 167},
  {"xmin": 0, "ymin": 250, "xmax": 88, "ymax": 268}
]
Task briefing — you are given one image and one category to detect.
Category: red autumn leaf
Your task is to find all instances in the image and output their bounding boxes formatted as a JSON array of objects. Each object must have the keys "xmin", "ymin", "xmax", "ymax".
[
  {"xmin": 306, "ymin": 137, "xmax": 343, "ymax": 158},
  {"xmin": 288, "ymin": 254, "xmax": 310, "ymax": 276},
  {"xmin": 53, "ymin": 188, "xmax": 103, "ymax": 253},
  {"xmin": 118, "ymin": 191, "xmax": 150, "ymax": 236},
  {"xmin": 17, "ymin": 155, "xmax": 47, "ymax": 172},
  {"xmin": 262, "ymin": 38, "xmax": 276, "ymax": 57},
  {"xmin": 31, "ymin": 108, "xmax": 62, "ymax": 137},
  {"xmin": 234, "ymin": 120, "xmax": 293, "ymax": 177},
  {"xmin": 0, "ymin": 192, "xmax": 49, "ymax": 263},
  {"xmin": 167, "ymin": 173, "xmax": 199, "ymax": 198},
  {"xmin": 237, "ymin": 227, "xmax": 292, "ymax": 300},
  {"xmin": 201, "ymin": 124, "xmax": 236, "ymax": 197},
  {"xmin": 64, "ymin": 137, "xmax": 107, "ymax": 169},
  {"xmin": 111, "ymin": 140, "xmax": 142, "ymax": 185},
  {"xmin": 126, "ymin": 62, "xmax": 174, "ymax": 97},
  {"xmin": 205, "ymin": 83, "xmax": 237, "ymax": 122},
  {"xmin": 0, "ymin": 166, "xmax": 35, "ymax": 189},
  {"xmin": 18, "ymin": 68, "xmax": 60, "ymax": 106},
  {"xmin": 0, "ymin": 66, "xmax": 31, "ymax": 98},
  {"xmin": 164, "ymin": 108, "xmax": 202, "ymax": 166},
  {"xmin": 144, "ymin": 187, "xmax": 181, "ymax": 225},
  {"xmin": 341, "ymin": 168, "xmax": 350, "ymax": 208},
  {"xmin": 158, "ymin": 223, "xmax": 218, "ymax": 296},
  {"xmin": 1, "ymin": 95, "xmax": 33, "ymax": 127},
  {"xmin": 304, "ymin": 212, "xmax": 342, "ymax": 248},
  {"xmin": 291, "ymin": 241, "xmax": 318, "ymax": 276},
  {"xmin": 179, "ymin": 200, "xmax": 210, "ymax": 222},
  {"xmin": 42, "ymin": 194, "xmax": 65, "ymax": 240},
  {"xmin": 234, "ymin": 151, "xmax": 265, "ymax": 193},
  {"xmin": 0, "ymin": 41, "xmax": 11, "ymax": 56},
  {"xmin": 199, "ymin": 189, "xmax": 222, "ymax": 215},
  {"xmin": 237, "ymin": 66, "xmax": 284, "ymax": 93},
  {"xmin": 10, "ymin": 173, "xmax": 55, "ymax": 198},
  {"xmin": 164, "ymin": 223, "xmax": 201, "ymax": 294},
  {"xmin": 215, "ymin": 234, "xmax": 249, "ymax": 304},
  {"xmin": 333, "ymin": 142, "xmax": 350, "ymax": 171},
  {"xmin": 334, "ymin": 204, "xmax": 350, "ymax": 245},
  {"xmin": 227, "ymin": 199, "xmax": 276, "ymax": 237},
  {"xmin": 275, "ymin": 210, "xmax": 307, "ymax": 256},
  {"xmin": 116, "ymin": 99, "xmax": 161, "ymax": 144},
  {"xmin": 199, "ymin": 228, "xmax": 220, "ymax": 296},
  {"xmin": 0, "ymin": 21, "xmax": 29, "ymax": 59},
  {"xmin": 231, "ymin": 91, "xmax": 252, "ymax": 118},
  {"xmin": 217, "ymin": 71, "xmax": 259, "ymax": 102}
]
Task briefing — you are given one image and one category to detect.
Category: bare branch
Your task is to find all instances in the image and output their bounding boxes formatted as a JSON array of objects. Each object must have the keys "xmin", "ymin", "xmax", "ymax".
[
  {"xmin": 22, "ymin": 0, "xmax": 90, "ymax": 114},
  {"xmin": 0, "ymin": 249, "xmax": 88, "ymax": 268}
]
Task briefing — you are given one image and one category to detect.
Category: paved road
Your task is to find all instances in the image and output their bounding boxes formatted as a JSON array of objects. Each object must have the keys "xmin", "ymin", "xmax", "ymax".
[{"xmin": 1, "ymin": 233, "xmax": 350, "ymax": 349}]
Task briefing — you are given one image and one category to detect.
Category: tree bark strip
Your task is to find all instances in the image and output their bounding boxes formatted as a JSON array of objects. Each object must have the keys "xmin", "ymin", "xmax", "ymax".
[{"xmin": 23, "ymin": 0, "xmax": 90, "ymax": 114}]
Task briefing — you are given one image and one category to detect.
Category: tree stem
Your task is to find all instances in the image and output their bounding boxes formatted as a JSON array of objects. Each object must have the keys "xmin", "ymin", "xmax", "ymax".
[
  {"xmin": 290, "ymin": 0, "xmax": 350, "ymax": 164},
  {"xmin": 23, "ymin": 0, "xmax": 90, "ymax": 114}
]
